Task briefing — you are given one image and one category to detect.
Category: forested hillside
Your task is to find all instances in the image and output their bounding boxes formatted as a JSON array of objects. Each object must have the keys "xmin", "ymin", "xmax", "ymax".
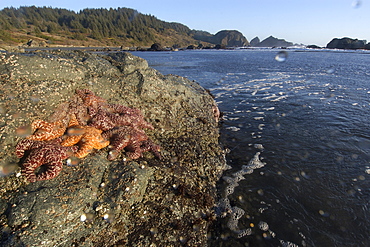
[{"xmin": 0, "ymin": 6, "xmax": 207, "ymax": 47}]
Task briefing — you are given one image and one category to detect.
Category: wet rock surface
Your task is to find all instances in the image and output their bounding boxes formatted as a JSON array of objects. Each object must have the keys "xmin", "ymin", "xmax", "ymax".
[{"xmin": 0, "ymin": 51, "xmax": 227, "ymax": 246}]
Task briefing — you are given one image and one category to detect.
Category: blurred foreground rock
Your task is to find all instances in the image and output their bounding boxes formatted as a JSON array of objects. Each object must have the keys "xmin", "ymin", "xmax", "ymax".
[{"xmin": 0, "ymin": 51, "xmax": 226, "ymax": 246}]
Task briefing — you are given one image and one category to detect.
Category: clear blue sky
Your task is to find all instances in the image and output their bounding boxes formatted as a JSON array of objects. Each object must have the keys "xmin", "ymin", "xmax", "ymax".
[{"xmin": 1, "ymin": 0, "xmax": 369, "ymax": 46}]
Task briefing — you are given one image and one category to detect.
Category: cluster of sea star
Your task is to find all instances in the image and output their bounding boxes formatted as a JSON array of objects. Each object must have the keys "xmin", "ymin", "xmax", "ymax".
[{"xmin": 16, "ymin": 89, "xmax": 161, "ymax": 183}]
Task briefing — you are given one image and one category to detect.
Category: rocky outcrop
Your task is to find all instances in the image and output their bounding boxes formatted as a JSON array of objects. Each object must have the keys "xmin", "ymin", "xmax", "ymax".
[
  {"xmin": 249, "ymin": 36, "xmax": 260, "ymax": 47},
  {"xmin": 193, "ymin": 30, "xmax": 249, "ymax": 47},
  {"xmin": 307, "ymin": 45, "xmax": 322, "ymax": 49},
  {"xmin": 148, "ymin": 43, "xmax": 163, "ymax": 51},
  {"xmin": 255, "ymin": 35, "xmax": 293, "ymax": 47},
  {"xmin": 326, "ymin": 37, "xmax": 367, "ymax": 49},
  {"xmin": 0, "ymin": 51, "xmax": 227, "ymax": 246},
  {"xmin": 212, "ymin": 30, "xmax": 249, "ymax": 47}
]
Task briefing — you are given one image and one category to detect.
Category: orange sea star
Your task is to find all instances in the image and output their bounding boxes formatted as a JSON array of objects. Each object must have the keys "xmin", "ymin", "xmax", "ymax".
[
  {"xmin": 27, "ymin": 119, "xmax": 67, "ymax": 141},
  {"xmin": 61, "ymin": 124, "xmax": 109, "ymax": 159}
]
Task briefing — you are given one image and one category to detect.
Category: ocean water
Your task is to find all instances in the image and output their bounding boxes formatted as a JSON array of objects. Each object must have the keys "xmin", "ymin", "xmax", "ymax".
[{"xmin": 132, "ymin": 49, "xmax": 370, "ymax": 247}]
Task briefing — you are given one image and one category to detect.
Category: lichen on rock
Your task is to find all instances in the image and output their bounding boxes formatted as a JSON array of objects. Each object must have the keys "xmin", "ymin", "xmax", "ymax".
[{"xmin": 0, "ymin": 50, "xmax": 227, "ymax": 246}]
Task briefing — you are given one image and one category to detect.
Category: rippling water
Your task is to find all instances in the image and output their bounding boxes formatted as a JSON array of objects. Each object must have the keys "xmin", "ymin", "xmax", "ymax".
[{"xmin": 132, "ymin": 49, "xmax": 370, "ymax": 247}]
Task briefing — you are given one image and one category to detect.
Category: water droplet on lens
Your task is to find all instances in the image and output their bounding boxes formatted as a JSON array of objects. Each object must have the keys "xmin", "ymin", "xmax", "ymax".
[
  {"xmin": 29, "ymin": 96, "xmax": 41, "ymax": 103},
  {"xmin": 66, "ymin": 157, "xmax": 80, "ymax": 166},
  {"xmin": 108, "ymin": 150, "xmax": 119, "ymax": 160},
  {"xmin": 319, "ymin": 210, "xmax": 329, "ymax": 217},
  {"xmin": 352, "ymin": 0, "xmax": 362, "ymax": 8},
  {"xmin": 103, "ymin": 213, "xmax": 114, "ymax": 223},
  {"xmin": 275, "ymin": 51, "xmax": 288, "ymax": 62},
  {"xmin": 80, "ymin": 212, "xmax": 94, "ymax": 222},
  {"xmin": 179, "ymin": 236, "xmax": 187, "ymax": 244},
  {"xmin": 15, "ymin": 125, "xmax": 32, "ymax": 137},
  {"xmin": 67, "ymin": 126, "xmax": 85, "ymax": 136},
  {"xmin": 80, "ymin": 214, "xmax": 87, "ymax": 222},
  {"xmin": 358, "ymin": 175, "xmax": 365, "ymax": 180},
  {"xmin": 0, "ymin": 162, "xmax": 18, "ymax": 177},
  {"xmin": 150, "ymin": 227, "xmax": 158, "ymax": 235}
]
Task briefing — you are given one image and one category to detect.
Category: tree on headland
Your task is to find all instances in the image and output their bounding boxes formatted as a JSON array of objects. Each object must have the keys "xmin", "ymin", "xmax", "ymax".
[
  {"xmin": 0, "ymin": 6, "xmax": 194, "ymax": 46},
  {"xmin": 0, "ymin": 6, "xmax": 251, "ymax": 48}
]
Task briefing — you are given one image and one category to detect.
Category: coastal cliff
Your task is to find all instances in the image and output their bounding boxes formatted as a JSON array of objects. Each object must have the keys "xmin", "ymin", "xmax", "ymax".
[{"xmin": 0, "ymin": 51, "xmax": 227, "ymax": 246}]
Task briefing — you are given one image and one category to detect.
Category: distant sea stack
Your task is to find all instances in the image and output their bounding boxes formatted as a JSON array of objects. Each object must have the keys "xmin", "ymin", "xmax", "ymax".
[
  {"xmin": 251, "ymin": 36, "xmax": 293, "ymax": 47},
  {"xmin": 193, "ymin": 30, "xmax": 249, "ymax": 47},
  {"xmin": 249, "ymin": 37, "xmax": 260, "ymax": 47},
  {"xmin": 326, "ymin": 37, "xmax": 367, "ymax": 49},
  {"xmin": 212, "ymin": 30, "xmax": 249, "ymax": 47}
]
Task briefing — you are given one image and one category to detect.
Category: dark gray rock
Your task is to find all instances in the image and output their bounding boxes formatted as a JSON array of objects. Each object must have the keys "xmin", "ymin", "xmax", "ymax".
[
  {"xmin": 0, "ymin": 51, "xmax": 227, "ymax": 246},
  {"xmin": 212, "ymin": 30, "xmax": 249, "ymax": 47},
  {"xmin": 193, "ymin": 30, "xmax": 249, "ymax": 47},
  {"xmin": 249, "ymin": 36, "xmax": 260, "ymax": 47},
  {"xmin": 326, "ymin": 37, "xmax": 367, "ymax": 49},
  {"xmin": 148, "ymin": 43, "xmax": 163, "ymax": 51},
  {"xmin": 307, "ymin": 45, "xmax": 322, "ymax": 49},
  {"xmin": 255, "ymin": 36, "xmax": 293, "ymax": 47}
]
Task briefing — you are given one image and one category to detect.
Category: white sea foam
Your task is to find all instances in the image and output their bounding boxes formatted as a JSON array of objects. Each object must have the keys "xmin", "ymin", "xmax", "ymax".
[
  {"xmin": 263, "ymin": 107, "xmax": 275, "ymax": 111},
  {"xmin": 216, "ymin": 152, "xmax": 266, "ymax": 238},
  {"xmin": 226, "ymin": 126, "xmax": 241, "ymax": 131},
  {"xmin": 271, "ymin": 95, "xmax": 288, "ymax": 102},
  {"xmin": 263, "ymin": 94, "xmax": 279, "ymax": 100}
]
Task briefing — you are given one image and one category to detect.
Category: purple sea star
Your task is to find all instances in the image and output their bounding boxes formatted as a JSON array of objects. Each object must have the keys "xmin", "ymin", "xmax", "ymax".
[
  {"xmin": 16, "ymin": 138, "xmax": 78, "ymax": 182},
  {"xmin": 102, "ymin": 126, "xmax": 160, "ymax": 160},
  {"xmin": 88, "ymin": 103, "xmax": 154, "ymax": 131}
]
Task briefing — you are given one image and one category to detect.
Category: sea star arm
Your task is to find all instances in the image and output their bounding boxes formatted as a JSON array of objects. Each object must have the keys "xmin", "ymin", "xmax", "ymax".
[
  {"xmin": 70, "ymin": 126, "xmax": 109, "ymax": 159},
  {"xmin": 107, "ymin": 104, "xmax": 154, "ymax": 129},
  {"xmin": 61, "ymin": 135, "xmax": 83, "ymax": 147},
  {"xmin": 74, "ymin": 138, "xmax": 109, "ymax": 159},
  {"xmin": 76, "ymin": 89, "xmax": 106, "ymax": 108},
  {"xmin": 27, "ymin": 120, "xmax": 66, "ymax": 141},
  {"xmin": 140, "ymin": 139, "xmax": 162, "ymax": 159},
  {"xmin": 125, "ymin": 141, "xmax": 143, "ymax": 160},
  {"xmin": 22, "ymin": 148, "xmax": 45, "ymax": 183},
  {"xmin": 15, "ymin": 139, "xmax": 35, "ymax": 158},
  {"xmin": 88, "ymin": 108, "xmax": 116, "ymax": 131},
  {"xmin": 35, "ymin": 159, "xmax": 63, "ymax": 181}
]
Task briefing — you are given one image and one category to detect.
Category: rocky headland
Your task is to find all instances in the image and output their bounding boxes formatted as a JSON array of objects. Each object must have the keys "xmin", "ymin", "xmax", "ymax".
[{"xmin": 0, "ymin": 50, "xmax": 227, "ymax": 246}]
